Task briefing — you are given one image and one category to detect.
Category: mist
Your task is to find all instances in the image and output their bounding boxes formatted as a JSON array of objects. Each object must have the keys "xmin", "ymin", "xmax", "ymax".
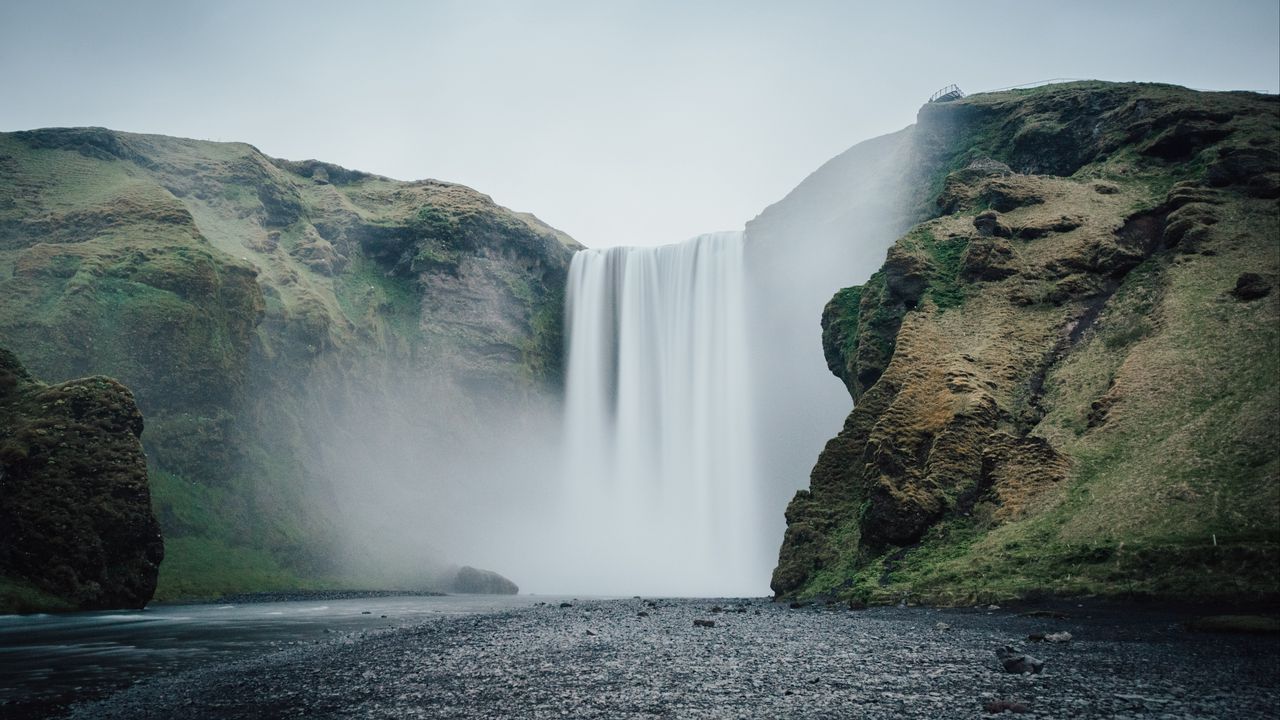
[{"xmin": 267, "ymin": 119, "xmax": 923, "ymax": 599}]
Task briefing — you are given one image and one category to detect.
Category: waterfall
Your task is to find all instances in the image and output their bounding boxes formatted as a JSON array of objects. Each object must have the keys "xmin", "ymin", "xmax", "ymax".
[{"xmin": 559, "ymin": 231, "xmax": 763, "ymax": 596}]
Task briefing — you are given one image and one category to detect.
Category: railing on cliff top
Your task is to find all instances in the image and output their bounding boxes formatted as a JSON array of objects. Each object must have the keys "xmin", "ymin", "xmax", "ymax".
[{"xmin": 928, "ymin": 84, "xmax": 965, "ymax": 103}]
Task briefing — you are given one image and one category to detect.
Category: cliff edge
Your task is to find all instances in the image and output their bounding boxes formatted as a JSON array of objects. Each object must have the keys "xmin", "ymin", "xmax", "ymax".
[{"xmin": 773, "ymin": 82, "xmax": 1279, "ymax": 605}]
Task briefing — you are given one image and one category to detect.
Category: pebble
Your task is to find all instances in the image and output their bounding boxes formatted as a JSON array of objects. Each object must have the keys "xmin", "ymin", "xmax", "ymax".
[{"xmin": 60, "ymin": 599, "xmax": 1280, "ymax": 719}]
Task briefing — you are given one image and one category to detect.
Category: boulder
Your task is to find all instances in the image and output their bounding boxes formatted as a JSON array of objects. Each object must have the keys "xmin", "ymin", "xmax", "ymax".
[
  {"xmin": 450, "ymin": 565, "xmax": 519, "ymax": 595},
  {"xmin": 996, "ymin": 646, "xmax": 1045, "ymax": 674}
]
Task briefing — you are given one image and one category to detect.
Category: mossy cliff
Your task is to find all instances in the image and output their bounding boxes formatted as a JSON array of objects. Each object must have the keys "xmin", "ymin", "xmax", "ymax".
[
  {"xmin": 0, "ymin": 348, "xmax": 163, "ymax": 612},
  {"xmin": 0, "ymin": 128, "xmax": 579, "ymax": 603},
  {"xmin": 773, "ymin": 82, "xmax": 1279, "ymax": 605}
]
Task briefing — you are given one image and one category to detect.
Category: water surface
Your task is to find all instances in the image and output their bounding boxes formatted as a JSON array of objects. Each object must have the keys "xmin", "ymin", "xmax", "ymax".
[{"xmin": 0, "ymin": 594, "xmax": 560, "ymax": 717}]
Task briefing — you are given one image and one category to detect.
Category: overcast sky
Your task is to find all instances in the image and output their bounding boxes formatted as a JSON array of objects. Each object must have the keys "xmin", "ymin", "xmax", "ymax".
[{"xmin": 2, "ymin": 1, "xmax": 1277, "ymax": 247}]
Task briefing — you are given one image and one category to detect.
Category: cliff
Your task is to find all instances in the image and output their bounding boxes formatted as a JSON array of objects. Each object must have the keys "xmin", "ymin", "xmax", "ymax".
[
  {"xmin": 0, "ymin": 348, "xmax": 163, "ymax": 612},
  {"xmin": 0, "ymin": 128, "xmax": 579, "ymax": 599},
  {"xmin": 773, "ymin": 82, "xmax": 1279, "ymax": 605}
]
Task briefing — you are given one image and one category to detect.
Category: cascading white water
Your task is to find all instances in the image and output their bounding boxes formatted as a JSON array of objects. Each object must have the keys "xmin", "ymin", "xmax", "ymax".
[{"xmin": 558, "ymin": 231, "xmax": 764, "ymax": 596}]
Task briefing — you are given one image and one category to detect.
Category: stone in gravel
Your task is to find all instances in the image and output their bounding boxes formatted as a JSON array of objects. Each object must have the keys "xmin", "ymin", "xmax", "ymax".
[
  {"xmin": 637, "ymin": 611, "xmax": 649, "ymax": 618},
  {"xmin": 559, "ymin": 603, "xmax": 573, "ymax": 608},
  {"xmin": 983, "ymin": 699, "xmax": 1030, "ymax": 713},
  {"xmin": 986, "ymin": 605, "xmax": 1001, "ymax": 611},
  {"xmin": 693, "ymin": 619, "xmax": 716, "ymax": 628},
  {"xmin": 997, "ymin": 646, "xmax": 1044, "ymax": 674},
  {"xmin": 711, "ymin": 606, "xmax": 724, "ymax": 613},
  {"xmin": 585, "ymin": 630, "xmax": 597, "ymax": 636},
  {"xmin": 936, "ymin": 622, "xmax": 951, "ymax": 631},
  {"xmin": 1045, "ymin": 631, "xmax": 1072, "ymax": 643}
]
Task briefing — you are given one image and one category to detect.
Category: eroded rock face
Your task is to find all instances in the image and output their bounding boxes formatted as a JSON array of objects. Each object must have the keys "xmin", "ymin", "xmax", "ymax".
[
  {"xmin": 0, "ymin": 348, "xmax": 163, "ymax": 612},
  {"xmin": 773, "ymin": 82, "xmax": 1280, "ymax": 604}
]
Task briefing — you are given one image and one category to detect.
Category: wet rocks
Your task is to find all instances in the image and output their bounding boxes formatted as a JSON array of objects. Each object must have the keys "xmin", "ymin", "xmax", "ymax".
[
  {"xmin": 996, "ymin": 646, "xmax": 1044, "ymax": 674},
  {"xmin": 983, "ymin": 699, "xmax": 1030, "ymax": 714},
  {"xmin": 58, "ymin": 599, "xmax": 1280, "ymax": 720}
]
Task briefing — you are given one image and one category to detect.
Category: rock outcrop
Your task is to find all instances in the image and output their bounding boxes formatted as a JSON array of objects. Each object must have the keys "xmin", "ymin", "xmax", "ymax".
[
  {"xmin": 0, "ymin": 348, "xmax": 163, "ymax": 612},
  {"xmin": 449, "ymin": 566, "xmax": 519, "ymax": 595},
  {"xmin": 773, "ymin": 82, "xmax": 1280, "ymax": 605}
]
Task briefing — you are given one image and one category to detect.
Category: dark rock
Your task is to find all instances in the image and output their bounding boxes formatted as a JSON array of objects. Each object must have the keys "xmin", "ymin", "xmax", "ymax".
[
  {"xmin": 1018, "ymin": 610, "xmax": 1070, "ymax": 619},
  {"xmin": 996, "ymin": 646, "xmax": 1044, "ymax": 674},
  {"xmin": 937, "ymin": 158, "xmax": 1015, "ymax": 214},
  {"xmin": 1140, "ymin": 120, "xmax": 1230, "ymax": 161},
  {"xmin": 559, "ymin": 602, "xmax": 573, "ymax": 608},
  {"xmin": 1231, "ymin": 273, "xmax": 1272, "ymax": 301},
  {"xmin": 1207, "ymin": 146, "xmax": 1280, "ymax": 194},
  {"xmin": 1092, "ymin": 181, "xmax": 1120, "ymax": 194},
  {"xmin": 1163, "ymin": 203, "xmax": 1219, "ymax": 252},
  {"xmin": 450, "ymin": 566, "xmax": 518, "ymax": 595},
  {"xmin": 0, "ymin": 348, "xmax": 163, "ymax": 612},
  {"xmin": 789, "ymin": 601, "xmax": 811, "ymax": 609},
  {"xmin": 983, "ymin": 699, "xmax": 1030, "ymax": 714},
  {"xmin": 960, "ymin": 238, "xmax": 1018, "ymax": 281},
  {"xmin": 973, "ymin": 211, "xmax": 1012, "ymax": 238},
  {"xmin": 847, "ymin": 598, "xmax": 868, "ymax": 611},
  {"xmin": 982, "ymin": 179, "xmax": 1045, "ymax": 212},
  {"xmin": 636, "ymin": 611, "xmax": 649, "ymax": 617},
  {"xmin": 693, "ymin": 619, "xmax": 716, "ymax": 628}
]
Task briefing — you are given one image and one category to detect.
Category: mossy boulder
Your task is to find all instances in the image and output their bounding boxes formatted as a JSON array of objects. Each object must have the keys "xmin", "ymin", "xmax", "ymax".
[{"xmin": 0, "ymin": 348, "xmax": 162, "ymax": 612}]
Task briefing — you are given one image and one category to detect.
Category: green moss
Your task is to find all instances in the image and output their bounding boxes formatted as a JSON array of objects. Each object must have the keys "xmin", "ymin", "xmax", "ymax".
[
  {"xmin": 153, "ymin": 536, "xmax": 324, "ymax": 601},
  {"xmin": 0, "ymin": 577, "xmax": 76, "ymax": 614}
]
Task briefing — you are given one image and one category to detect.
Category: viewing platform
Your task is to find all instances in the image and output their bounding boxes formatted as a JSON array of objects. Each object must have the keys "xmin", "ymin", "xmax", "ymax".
[{"xmin": 928, "ymin": 84, "xmax": 965, "ymax": 103}]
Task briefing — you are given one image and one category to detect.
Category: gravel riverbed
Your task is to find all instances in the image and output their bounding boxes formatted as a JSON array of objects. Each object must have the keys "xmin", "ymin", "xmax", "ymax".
[{"xmin": 62, "ymin": 598, "xmax": 1279, "ymax": 719}]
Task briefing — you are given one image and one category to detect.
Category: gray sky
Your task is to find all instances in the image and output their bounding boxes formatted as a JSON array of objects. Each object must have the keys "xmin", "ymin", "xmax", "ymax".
[{"xmin": 2, "ymin": 1, "xmax": 1277, "ymax": 248}]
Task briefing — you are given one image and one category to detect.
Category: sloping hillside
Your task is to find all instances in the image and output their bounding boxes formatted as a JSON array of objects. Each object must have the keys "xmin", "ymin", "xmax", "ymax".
[{"xmin": 0, "ymin": 128, "xmax": 578, "ymax": 600}]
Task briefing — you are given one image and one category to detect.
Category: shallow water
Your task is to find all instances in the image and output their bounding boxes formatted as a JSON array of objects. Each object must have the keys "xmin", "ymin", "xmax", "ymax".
[{"xmin": 0, "ymin": 594, "xmax": 564, "ymax": 717}]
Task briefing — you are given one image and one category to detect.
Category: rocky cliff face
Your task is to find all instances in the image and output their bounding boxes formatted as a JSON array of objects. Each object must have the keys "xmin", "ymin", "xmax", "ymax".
[
  {"xmin": 0, "ymin": 348, "xmax": 163, "ymax": 612},
  {"xmin": 0, "ymin": 128, "xmax": 578, "ymax": 599},
  {"xmin": 773, "ymin": 82, "xmax": 1279, "ymax": 604}
]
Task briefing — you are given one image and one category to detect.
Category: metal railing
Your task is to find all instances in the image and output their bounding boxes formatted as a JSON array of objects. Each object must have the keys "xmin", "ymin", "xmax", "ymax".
[{"xmin": 928, "ymin": 84, "xmax": 965, "ymax": 103}]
